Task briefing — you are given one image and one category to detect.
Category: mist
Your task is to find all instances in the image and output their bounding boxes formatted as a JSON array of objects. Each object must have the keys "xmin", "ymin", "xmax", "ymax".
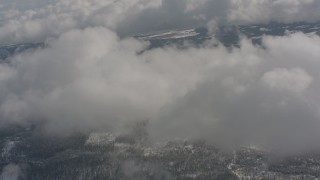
[{"xmin": 0, "ymin": 164, "xmax": 24, "ymax": 180}]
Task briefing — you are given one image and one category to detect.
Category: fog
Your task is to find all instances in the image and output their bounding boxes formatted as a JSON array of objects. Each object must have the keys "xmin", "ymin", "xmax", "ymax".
[{"xmin": 0, "ymin": 0, "xmax": 320, "ymax": 153}]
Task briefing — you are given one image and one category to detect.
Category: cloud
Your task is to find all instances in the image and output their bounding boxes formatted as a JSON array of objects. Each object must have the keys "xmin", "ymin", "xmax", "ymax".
[
  {"xmin": 0, "ymin": 27, "xmax": 206, "ymax": 133},
  {"xmin": 0, "ymin": 164, "xmax": 24, "ymax": 180},
  {"xmin": 1, "ymin": 0, "xmax": 320, "ymax": 45},
  {"xmin": 149, "ymin": 33, "xmax": 320, "ymax": 152},
  {"xmin": 0, "ymin": 0, "xmax": 160, "ymax": 44},
  {"xmin": 262, "ymin": 68, "xmax": 313, "ymax": 93},
  {"xmin": 1, "ymin": 0, "xmax": 320, "ymax": 153},
  {"xmin": 228, "ymin": 0, "xmax": 320, "ymax": 24},
  {"xmin": 0, "ymin": 26, "xmax": 319, "ymax": 152}
]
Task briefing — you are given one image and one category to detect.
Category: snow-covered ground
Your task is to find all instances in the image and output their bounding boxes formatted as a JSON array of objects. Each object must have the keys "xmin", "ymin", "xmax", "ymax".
[
  {"xmin": 137, "ymin": 29, "xmax": 200, "ymax": 40},
  {"xmin": 1, "ymin": 140, "xmax": 18, "ymax": 159}
]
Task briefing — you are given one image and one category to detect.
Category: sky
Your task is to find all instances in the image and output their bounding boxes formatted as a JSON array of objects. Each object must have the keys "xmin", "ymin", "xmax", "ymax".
[{"xmin": 0, "ymin": 0, "xmax": 320, "ymax": 153}]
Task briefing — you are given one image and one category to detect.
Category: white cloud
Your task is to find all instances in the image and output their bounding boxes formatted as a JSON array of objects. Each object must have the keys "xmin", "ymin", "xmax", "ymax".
[
  {"xmin": 0, "ymin": 27, "xmax": 206, "ymax": 133},
  {"xmin": 0, "ymin": 28, "xmax": 319, "ymax": 152},
  {"xmin": 1, "ymin": 0, "xmax": 320, "ymax": 153},
  {"xmin": 262, "ymin": 68, "xmax": 313, "ymax": 93},
  {"xmin": 0, "ymin": 0, "xmax": 160, "ymax": 44}
]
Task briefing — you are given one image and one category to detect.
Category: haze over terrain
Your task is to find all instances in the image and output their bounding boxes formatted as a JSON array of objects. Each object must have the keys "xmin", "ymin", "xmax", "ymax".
[{"xmin": 1, "ymin": 0, "xmax": 320, "ymax": 155}]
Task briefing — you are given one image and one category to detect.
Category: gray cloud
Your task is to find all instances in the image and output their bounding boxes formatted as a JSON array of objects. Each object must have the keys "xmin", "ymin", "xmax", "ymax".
[
  {"xmin": 0, "ymin": 27, "xmax": 206, "ymax": 134},
  {"xmin": 149, "ymin": 33, "xmax": 320, "ymax": 152},
  {"xmin": 228, "ymin": 0, "xmax": 320, "ymax": 24},
  {"xmin": 0, "ymin": 28, "xmax": 319, "ymax": 152},
  {"xmin": 1, "ymin": 0, "xmax": 320, "ymax": 44},
  {"xmin": 1, "ymin": 0, "xmax": 320, "ymax": 153}
]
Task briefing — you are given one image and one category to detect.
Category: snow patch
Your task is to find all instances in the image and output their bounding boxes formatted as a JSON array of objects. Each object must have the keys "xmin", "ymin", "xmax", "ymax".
[
  {"xmin": 137, "ymin": 29, "xmax": 200, "ymax": 40},
  {"xmin": 85, "ymin": 133, "xmax": 115, "ymax": 146},
  {"xmin": 1, "ymin": 140, "xmax": 18, "ymax": 159}
]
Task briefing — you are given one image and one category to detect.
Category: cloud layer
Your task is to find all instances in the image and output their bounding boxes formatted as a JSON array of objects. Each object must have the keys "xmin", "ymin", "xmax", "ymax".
[
  {"xmin": 1, "ymin": 0, "xmax": 320, "ymax": 44},
  {"xmin": 0, "ymin": 27, "xmax": 320, "ymax": 152},
  {"xmin": 1, "ymin": 0, "xmax": 320, "ymax": 152}
]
